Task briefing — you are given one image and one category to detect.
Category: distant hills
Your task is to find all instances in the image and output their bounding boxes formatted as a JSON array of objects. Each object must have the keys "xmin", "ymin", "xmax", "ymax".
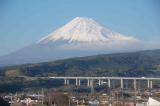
[{"xmin": 1, "ymin": 49, "xmax": 160, "ymax": 77}]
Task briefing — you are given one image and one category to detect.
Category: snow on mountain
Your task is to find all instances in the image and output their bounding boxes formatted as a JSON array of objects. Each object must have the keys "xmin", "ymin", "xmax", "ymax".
[
  {"xmin": 0, "ymin": 17, "xmax": 142, "ymax": 66},
  {"xmin": 37, "ymin": 17, "xmax": 138, "ymax": 44}
]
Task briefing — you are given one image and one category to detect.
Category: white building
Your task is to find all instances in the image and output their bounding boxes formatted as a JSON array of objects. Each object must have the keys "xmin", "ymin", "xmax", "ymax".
[
  {"xmin": 147, "ymin": 97, "xmax": 160, "ymax": 106},
  {"xmin": 88, "ymin": 99, "xmax": 99, "ymax": 106}
]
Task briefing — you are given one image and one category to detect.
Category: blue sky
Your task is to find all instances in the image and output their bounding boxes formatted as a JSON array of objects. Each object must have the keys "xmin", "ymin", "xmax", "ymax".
[{"xmin": 0, "ymin": 0, "xmax": 160, "ymax": 56}]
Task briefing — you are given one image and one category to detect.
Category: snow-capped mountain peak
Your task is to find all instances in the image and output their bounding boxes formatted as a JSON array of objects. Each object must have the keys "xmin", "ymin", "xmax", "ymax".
[
  {"xmin": 0, "ymin": 17, "xmax": 142, "ymax": 66},
  {"xmin": 37, "ymin": 17, "xmax": 138, "ymax": 44}
]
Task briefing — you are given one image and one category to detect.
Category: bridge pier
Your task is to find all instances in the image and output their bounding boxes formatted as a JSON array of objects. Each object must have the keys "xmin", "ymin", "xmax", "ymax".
[
  {"xmin": 108, "ymin": 79, "xmax": 111, "ymax": 88},
  {"xmin": 134, "ymin": 79, "xmax": 136, "ymax": 89},
  {"xmin": 98, "ymin": 79, "xmax": 101, "ymax": 86},
  {"xmin": 150, "ymin": 80, "xmax": 153, "ymax": 89},
  {"xmin": 78, "ymin": 79, "xmax": 81, "ymax": 86},
  {"xmin": 64, "ymin": 79, "xmax": 67, "ymax": 85},
  {"xmin": 147, "ymin": 79, "xmax": 150, "ymax": 88},
  {"xmin": 75, "ymin": 79, "xmax": 81, "ymax": 86},
  {"xmin": 76, "ymin": 79, "xmax": 78, "ymax": 86},
  {"xmin": 64, "ymin": 79, "xmax": 69, "ymax": 85},
  {"xmin": 87, "ymin": 79, "xmax": 90, "ymax": 87},
  {"xmin": 121, "ymin": 79, "xmax": 123, "ymax": 89},
  {"xmin": 67, "ymin": 79, "xmax": 69, "ymax": 85},
  {"xmin": 150, "ymin": 80, "xmax": 153, "ymax": 96}
]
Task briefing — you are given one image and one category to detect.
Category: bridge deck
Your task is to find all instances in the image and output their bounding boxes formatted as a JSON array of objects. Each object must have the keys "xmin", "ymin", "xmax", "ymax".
[{"xmin": 49, "ymin": 77, "xmax": 160, "ymax": 80}]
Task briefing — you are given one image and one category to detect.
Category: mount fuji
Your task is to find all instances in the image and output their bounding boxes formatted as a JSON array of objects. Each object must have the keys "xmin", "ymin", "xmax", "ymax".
[{"xmin": 0, "ymin": 17, "xmax": 142, "ymax": 66}]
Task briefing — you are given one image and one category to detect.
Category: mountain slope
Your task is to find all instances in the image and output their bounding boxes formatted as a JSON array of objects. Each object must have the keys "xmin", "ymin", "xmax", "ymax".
[
  {"xmin": 1, "ymin": 49, "xmax": 160, "ymax": 77},
  {"xmin": 0, "ymin": 17, "xmax": 141, "ymax": 66}
]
